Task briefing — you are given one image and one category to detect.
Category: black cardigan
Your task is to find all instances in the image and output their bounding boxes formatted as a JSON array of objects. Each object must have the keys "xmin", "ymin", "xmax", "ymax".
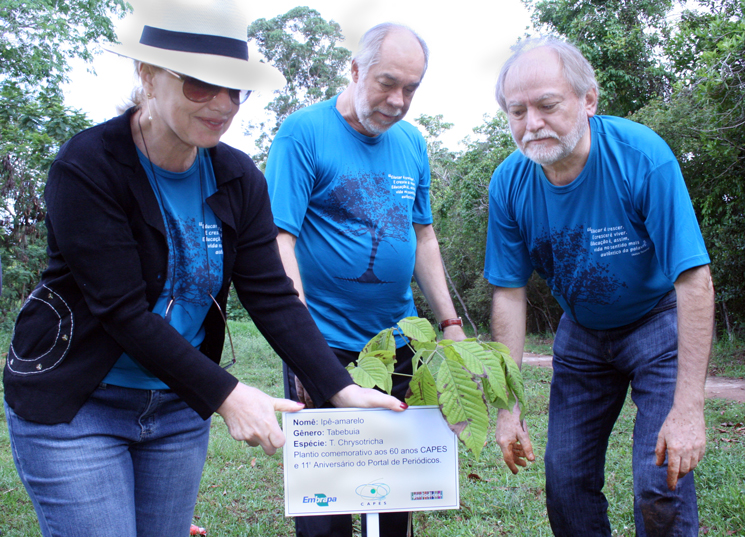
[{"xmin": 4, "ymin": 109, "xmax": 352, "ymax": 424}]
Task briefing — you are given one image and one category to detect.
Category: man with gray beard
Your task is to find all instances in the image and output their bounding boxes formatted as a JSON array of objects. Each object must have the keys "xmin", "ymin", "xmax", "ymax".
[
  {"xmin": 484, "ymin": 37, "xmax": 714, "ymax": 536},
  {"xmin": 265, "ymin": 22, "xmax": 465, "ymax": 537}
]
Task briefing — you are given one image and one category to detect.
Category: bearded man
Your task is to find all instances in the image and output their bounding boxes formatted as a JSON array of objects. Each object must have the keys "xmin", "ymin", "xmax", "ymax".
[
  {"xmin": 484, "ymin": 36, "xmax": 714, "ymax": 537},
  {"xmin": 265, "ymin": 23, "xmax": 465, "ymax": 537}
]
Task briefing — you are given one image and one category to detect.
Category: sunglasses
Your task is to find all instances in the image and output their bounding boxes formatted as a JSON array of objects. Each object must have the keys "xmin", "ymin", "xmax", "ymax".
[{"xmin": 163, "ymin": 68, "xmax": 251, "ymax": 106}]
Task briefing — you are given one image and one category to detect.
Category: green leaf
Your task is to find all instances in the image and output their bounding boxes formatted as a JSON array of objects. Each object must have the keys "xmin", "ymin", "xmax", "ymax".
[
  {"xmin": 396, "ymin": 316, "xmax": 437, "ymax": 342},
  {"xmin": 361, "ymin": 328, "xmax": 396, "ymax": 355},
  {"xmin": 448, "ymin": 341, "xmax": 489, "ymax": 377},
  {"xmin": 410, "ymin": 340, "xmax": 438, "ymax": 353},
  {"xmin": 480, "ymin": 347, "xmax": 510, "ymax": 410},
  {"xmin": 347, "ymin": 356, "xmax": 392, "ymax": 394},
  {"xmin": 358, "ymin": 349, "xmax": 396, "ymax": 373},
  {"xmin": 410, "ymin": 341, "xmax": 438, "ymax": 373},
  {"xmin": 406, "ymin": 364, "xmax": 438, "ymax": 406},
  {"xmin": 483, "ymin": 341, "xmax": 511, "ymax": 356},
  {"xmin": 436, "ymin": 358, "xmax": 489, "ymax": 459},
  {"xmin": 504, "ymin": 353, "xmax": 525, "ymax": 417}
]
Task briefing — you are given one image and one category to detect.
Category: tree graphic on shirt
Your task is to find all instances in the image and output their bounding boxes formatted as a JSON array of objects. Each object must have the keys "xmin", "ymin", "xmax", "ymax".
[
  {"xmin": 529, "ymin": 225, "xmax": 627, "ymax": 321},
  {"xmin": 321, "ymin": 172, "xmax": 410, "ymax": 284},
  {"xmin": 166, "ymin": 215, "xmax": 218, "ymax": 313}
]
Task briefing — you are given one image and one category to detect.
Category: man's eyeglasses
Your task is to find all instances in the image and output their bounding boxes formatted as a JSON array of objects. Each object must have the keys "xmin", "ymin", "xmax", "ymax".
[{"xmin": 163, "ymin": 68, "xmax": 251, "ymax": 106}]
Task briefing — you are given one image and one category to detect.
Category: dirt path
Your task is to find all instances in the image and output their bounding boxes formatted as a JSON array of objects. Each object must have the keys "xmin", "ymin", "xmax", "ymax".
[{"xmin": 522, "ymin": 354, "xmax": 745, "ymax": 403}]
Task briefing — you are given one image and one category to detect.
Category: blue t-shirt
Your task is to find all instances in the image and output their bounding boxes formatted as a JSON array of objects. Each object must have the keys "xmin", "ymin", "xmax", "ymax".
[
  {"xmin": 484, "ymin": 115, "xmax": 710, "ymax": 330},
  {"xmin": 265, "ymin": 96, "xmax": 432, "ymax": 350},
  {"xmin": 104, "ymin": 148, "xmax": 224, "ymax": 389}
]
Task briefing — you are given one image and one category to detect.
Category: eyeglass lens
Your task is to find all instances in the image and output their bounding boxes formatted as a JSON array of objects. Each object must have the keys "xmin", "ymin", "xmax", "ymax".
[{"xmin": 181, "ymin": 77, "xmax": 251, "ymax": 106}]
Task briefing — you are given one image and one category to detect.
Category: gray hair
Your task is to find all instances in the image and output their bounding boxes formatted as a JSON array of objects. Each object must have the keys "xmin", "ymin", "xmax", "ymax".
[
  {"xmin": 495, "ymin": 36, "xmax": 598, "ymax": 112},
  {"xmin": 353, "ymin": 23, "xmax": 429, "ymax": 79}
]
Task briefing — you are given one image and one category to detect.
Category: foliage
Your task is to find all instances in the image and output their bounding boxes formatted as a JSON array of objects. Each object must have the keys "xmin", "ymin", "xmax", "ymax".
[
  {"xmin": 1, "ymin": 0, "xmax": 126, "ymax": 87},
  {"xmin": 418, "ymin": 114, "xmax": 508, "ymax": 330},
  {"xmin": 523, "ymin": 0, "xmax": 675, "ymax": 116},
  {"xmin": 345, "ymin": 317, "xmax": 524, "ymax": 459},
  {"xmin": 0, "ymin": 0, "xmax": 128, "ymax": 322},
  {"xmin": 246, "ymin": 6, "xmax": 351, "ymax": 162},
  {"xmin": 0, "ymin": 85, "xmax": 92, "ymax": 321},
  {"xmin": 630, "ymin": 0, "xmax": 745, "ymax": 335}
]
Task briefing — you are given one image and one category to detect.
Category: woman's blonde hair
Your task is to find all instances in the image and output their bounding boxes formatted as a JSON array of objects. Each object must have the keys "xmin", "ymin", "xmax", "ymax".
[{"xmin": 116, "ymin": 61, "xmax": 154, "ymax": 115}]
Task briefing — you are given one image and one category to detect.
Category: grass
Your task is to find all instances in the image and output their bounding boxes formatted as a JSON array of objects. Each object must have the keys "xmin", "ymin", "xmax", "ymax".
[
  {"xmin": 1, "ymin": 322, "xmax": 744, "ymax": 536},
  {"xmin": 523, "ymin": 331, "xmax": 745, "ymax": 379},
  {"xmin": 523, "ymin": 332, "xmax": 555, "ymax": 357},
  {"xmin": 709, "ymin": 336, "xmax": 745, "ymax": 378}
]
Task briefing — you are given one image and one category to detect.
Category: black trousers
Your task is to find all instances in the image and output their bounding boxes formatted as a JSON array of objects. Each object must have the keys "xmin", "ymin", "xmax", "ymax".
[{"xmin": 284, "ymin": 345, "xmax": 415, "ymax": 537}]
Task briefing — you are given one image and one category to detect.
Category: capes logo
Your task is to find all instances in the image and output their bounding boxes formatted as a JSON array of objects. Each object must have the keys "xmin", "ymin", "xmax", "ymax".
[
  {"xmin": 302, "ymin": 493, "xmax": 338, "ymax": 507},
  {"xmin": 355, "ymin": 482, "xmax": 391, "ymax": 500},
  {"xmin": 356, "ymin": 482, "xmax": 390, "ymax": 507}
]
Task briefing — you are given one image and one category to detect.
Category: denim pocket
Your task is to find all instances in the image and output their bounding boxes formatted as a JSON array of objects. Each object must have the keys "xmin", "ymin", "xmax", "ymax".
[{"xmin": 7, "ymin": 285, "xmax": 73, "ymax": 375}]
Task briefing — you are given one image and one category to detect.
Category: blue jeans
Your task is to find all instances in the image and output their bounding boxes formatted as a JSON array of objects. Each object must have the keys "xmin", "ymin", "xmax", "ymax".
[
  {"xmin": 546, "ymin": 292, "xmax": 698, "ymax": 536},
  {"xmin": 5, "ymin": 384, "xmax": 210, "ymax": 537}
]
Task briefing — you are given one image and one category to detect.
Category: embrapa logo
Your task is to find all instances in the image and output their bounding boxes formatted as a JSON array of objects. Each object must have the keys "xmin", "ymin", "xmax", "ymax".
[{"xmin": 302, "ymin": 493, "xmax": 337, "ymax": 507}]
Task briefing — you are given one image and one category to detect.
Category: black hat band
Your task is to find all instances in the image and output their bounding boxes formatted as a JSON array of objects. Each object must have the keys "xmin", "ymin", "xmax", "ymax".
[{"xmin": 140, "ymin": 25, "xmax": 248, "ymax": 61}]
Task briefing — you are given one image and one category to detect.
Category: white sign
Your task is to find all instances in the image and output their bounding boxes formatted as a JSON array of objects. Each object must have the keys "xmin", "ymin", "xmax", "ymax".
[{"xmin": 282, "ymin": 406, "xmax": 459, "ymax": 517}]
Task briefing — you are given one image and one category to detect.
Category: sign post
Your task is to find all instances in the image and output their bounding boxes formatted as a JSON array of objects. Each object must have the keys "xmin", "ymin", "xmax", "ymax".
[
  {"xmin": 282, "ymin": 406, "xmax": 459, "ymax": 535},
  {"xmin": 367, "ymin": 513, "xmax": 380, "ymax": 536}
]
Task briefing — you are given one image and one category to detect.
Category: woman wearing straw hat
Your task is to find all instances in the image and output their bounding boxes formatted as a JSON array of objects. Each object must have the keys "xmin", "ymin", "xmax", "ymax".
[{"xmin": 2, "ymin": 1, "xmax": 406, "ymax": 536}]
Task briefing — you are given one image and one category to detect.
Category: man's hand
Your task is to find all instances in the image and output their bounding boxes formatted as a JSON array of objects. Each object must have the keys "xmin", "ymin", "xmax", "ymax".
[
  {"xmin": 657, "ymin": 264, "xmax": 713, "ymax": 490},
  {"xmin": 495, "ymin": 404, "xmax": 535, "ymax": 474},
  {"xmin": 330, "ymin": 384, "xmax": 407, "ymax": 411},
  {"xmin": 655, "ymin": 403, "xmax": 706, "ymax": 490},
  {"xmin": 442, "ymin": 324, "xmax": 467, "ymax": 342},
  {"xmin": 216, "ymin": 383, "xmax": 304, "ymax": 456}
]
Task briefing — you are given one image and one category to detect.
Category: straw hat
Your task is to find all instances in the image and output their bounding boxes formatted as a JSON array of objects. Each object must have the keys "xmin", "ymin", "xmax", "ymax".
[{"xmin": 105, "ymin": 0, "xmax": 285, "ymax": 92}]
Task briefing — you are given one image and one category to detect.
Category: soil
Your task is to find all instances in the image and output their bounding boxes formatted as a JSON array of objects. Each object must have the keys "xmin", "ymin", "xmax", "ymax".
[{"xmin": 522, "ymin": 353, "xmax": 745, "ymax": 403}]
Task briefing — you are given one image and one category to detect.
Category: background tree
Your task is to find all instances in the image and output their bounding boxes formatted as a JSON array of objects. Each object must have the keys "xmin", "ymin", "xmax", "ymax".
[
  {"xmin": 246, "ymin": 6, "xmax": 351, "ymax": 163},
  {"xmin": 632, "ymin": 0, "xmax": 745, "ymax": 336},
  {"xmin": 0, "ymin": 0, "xmax": 127, "ymax": 324},
  {"xmin": 523, "ymin": 0, "xmax": 675, "ymax": 116},
  {"xmin": 432, "ymin": 116, "xmax": 515, "ymax": 330},
  {"xmin": 231, "ymin": 7, "xmax": 352, "ymax": 317}
]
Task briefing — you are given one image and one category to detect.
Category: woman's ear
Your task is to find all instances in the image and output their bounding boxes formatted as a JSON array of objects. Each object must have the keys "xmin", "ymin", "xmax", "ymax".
[{"xmin": 138, "ymin": 63, "xmax": 157, "ymax": 96}]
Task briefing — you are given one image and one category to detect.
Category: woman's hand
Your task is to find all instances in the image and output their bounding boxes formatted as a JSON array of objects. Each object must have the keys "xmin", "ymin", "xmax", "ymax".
[
  {"xmin": 329, "ymin": 384, "xmax": 408, "ymax": 411},
  {"xmin": 216, "ymin": 383, "xmax": 304, "ymax": 455}
]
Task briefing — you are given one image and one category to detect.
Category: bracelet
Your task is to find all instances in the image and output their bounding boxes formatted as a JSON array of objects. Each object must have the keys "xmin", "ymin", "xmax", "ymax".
[{"xmin": 438, "ymin": 317, "xmax": 463, "ymax": 331}]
